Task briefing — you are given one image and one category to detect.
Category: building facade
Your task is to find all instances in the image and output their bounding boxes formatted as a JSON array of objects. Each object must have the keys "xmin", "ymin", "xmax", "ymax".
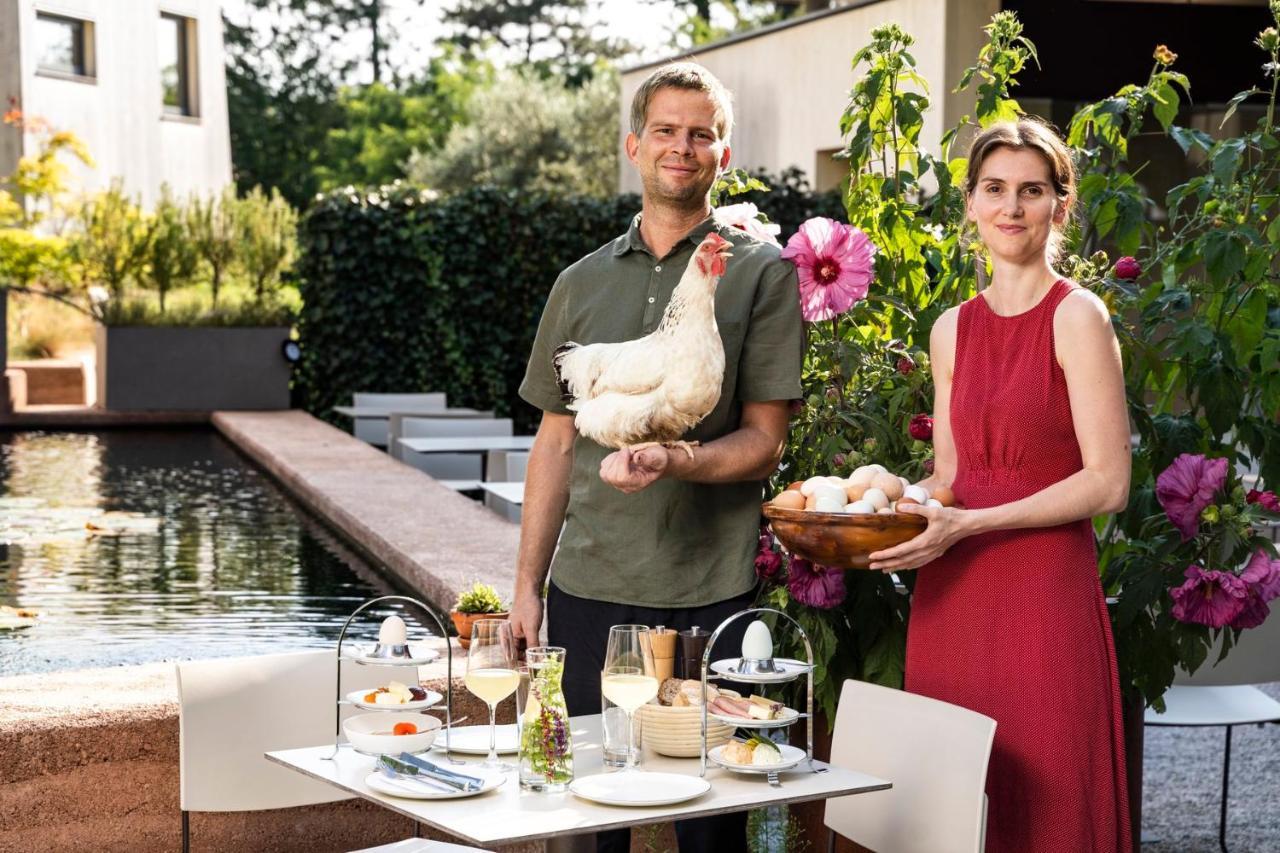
[{"xmin": 0, "ymin": 0, "xmax": 232, "ymax": 208}]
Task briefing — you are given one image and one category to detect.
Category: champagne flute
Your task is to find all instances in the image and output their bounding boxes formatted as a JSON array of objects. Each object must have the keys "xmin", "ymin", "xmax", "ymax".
[
  {"xmin": 601, "ymin": 624, "xmax": 657, "ymax": 771},
  {"xmin": 465, "ymin": 619, "xmax": 519, "ymax": 769}
]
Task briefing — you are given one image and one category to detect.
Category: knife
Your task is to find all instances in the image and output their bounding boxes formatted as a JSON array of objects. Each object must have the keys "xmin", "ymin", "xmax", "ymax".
[
  {"xmin": 379, "ymin": 753, "xmax": 482, "ymax": 792},
  {"xmin": 376, "ymin": 758, "xmax": 456, "ymax": 794},
  {"xmin": 396, "ymin": 751, "xmax": 486, "ymax": 790}
]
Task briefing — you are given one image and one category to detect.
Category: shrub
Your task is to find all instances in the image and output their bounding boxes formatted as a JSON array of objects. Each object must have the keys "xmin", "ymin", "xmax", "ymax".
[{"xmin": 454, "ymin": 581, "xmax": 506, "ymax": 614}]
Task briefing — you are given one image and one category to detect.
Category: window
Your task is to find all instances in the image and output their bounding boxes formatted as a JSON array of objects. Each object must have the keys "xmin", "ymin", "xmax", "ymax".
[
  {"xmin": 35, "ymin": 12, "xmax": 95, "ymax": 79},
  {"xmin": 159, "ymin": 13, "xmax": 198, "ymax": 117}
]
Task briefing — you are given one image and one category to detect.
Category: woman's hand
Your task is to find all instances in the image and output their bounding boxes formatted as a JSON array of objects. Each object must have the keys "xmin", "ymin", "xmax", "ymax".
[{"xmin": 867, "ymin": 502, "xmax": 973, "ymax": 572}]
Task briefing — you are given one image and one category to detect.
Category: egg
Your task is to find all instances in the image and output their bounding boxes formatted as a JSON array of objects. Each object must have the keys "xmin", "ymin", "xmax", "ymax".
[
  {"xmin": 786, "ymin": 481, "xmax": 805, "ymax": 492},
  {"xmin": 932, "ymin": 485, "xmax": 956, "ymax": 507},
  {"xmin": 899, "ymin": 476, "xmax": 911, "ymax": 491},
  {"xmin": 378, "ymin": 615, "xmax": 407, "ymax": 646},
  {"xmin": 866, "ymin": 463, "xmax": 887, "ymax": 474},
  {"xmin": 902, "ymin": 484, "xmax": 930, "ymax": 504},
  {"xmin": 809, "ymin": 483, "xmax": 847, "ymax": 505},
  {"xmin": 863, "ymin": 487, "xmax": 889, "ymax": 510},
  {"xmin": 871, "ymin": 472, "xmax": 904, "ymax": 501},
  {"xmin": 741, "ymin": 620, "xmax": 773, "ymax": 660},
  {"xmin": 848, "ymin": 467, "xmax": 876, "ymax": 487},
  {"xmin": 845, "ymin": 500, "xmax": 876, "ymax": 514},
  {"xmin": 772, "ymin": 491, "xmax": 805, "ymax": 510},
  {"xmin": 844, "ymin": 482, "xmax": 869, "ymax": 503},
  {"xmin": 812, "ymin": 495, "xmax": 846, "ymax": 513},
  {"xmin": 926, "ymin": 498, "xmax": 943, "ymax": 508},
  {"xmin": 824, "ymin": 475, "xmax": 847, "ymax": 486},
  {"xmin": 876, "ymin": 506, "xmax": 896, "ymax": 514},
  {"xmin": 800, "ymin": 476, "xmax": 832, "ymax": 496},
  {"xmin": 897, "ymin": 496, "xmax": 919, "ymax": 508}
]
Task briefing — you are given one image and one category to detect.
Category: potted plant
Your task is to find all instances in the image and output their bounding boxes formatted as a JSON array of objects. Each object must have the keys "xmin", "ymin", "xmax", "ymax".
[{"xmin": 450, "ymin": 581, "xmax": 508, "ymax": 649}]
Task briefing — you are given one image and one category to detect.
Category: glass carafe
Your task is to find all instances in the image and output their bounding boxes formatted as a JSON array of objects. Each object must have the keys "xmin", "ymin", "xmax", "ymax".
[{"xmin": 519, "ymin": 646, "xmax": 574, "ymax": 791}]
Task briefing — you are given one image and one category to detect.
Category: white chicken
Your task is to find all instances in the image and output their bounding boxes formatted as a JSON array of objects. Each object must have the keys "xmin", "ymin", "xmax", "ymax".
[{"xmin": 553, "ymin": 231, "xmax": 733, "ymax": 459}]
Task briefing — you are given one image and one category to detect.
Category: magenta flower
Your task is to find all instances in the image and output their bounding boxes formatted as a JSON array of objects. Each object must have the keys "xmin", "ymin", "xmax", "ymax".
[
  {"xmin": 1114, "ymin": 256, "xmax": 1142, "ymax": 280},
  {"xmin": 781, "ymin": 218, "xmax": 874, "ymax": 322},
  {"xmin": 1156, "ymin": 453, "xmax": 1228, "ymax": 540},
  {"xmin": 713, "ymin": 202, "xmax": 782, "ymax": 247},
  {"xmin": 1170, "ymin": 565, "xmax": 1248, "ymax": 628},
  {"xmin": 1241, "ymin": 549, "xmax": 1280, "ymax": 601},
  {"xmin": 908, "ymin": 414, "xmax": 933, "ymax": 442},
  {"xmin": 787, "ymin": 557, "xmax": 847, "ymax": 609},
  {"xmin": 896, "ymin": 356, "xmax": 915, "ymax": 376},
  {"xmin": 754, "ymin": 530, "xmax": 783, "ymax": 582},
  {"xmin": 1246, "ymin": 489, "xmax": 1280, "ymax": 513}
]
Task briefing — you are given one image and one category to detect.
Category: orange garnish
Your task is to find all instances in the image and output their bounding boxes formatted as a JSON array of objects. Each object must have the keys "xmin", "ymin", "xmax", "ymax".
[{"xmin": 393, "ymin": 722, "xmax": 418, "ymax": 736}]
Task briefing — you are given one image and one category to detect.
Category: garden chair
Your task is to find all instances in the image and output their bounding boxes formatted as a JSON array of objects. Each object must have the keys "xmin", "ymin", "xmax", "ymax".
[
  {"xmin": 824, "ymin": 679, "xmax": 996, "ymax": 853},
  {"xmin": 398, "ymin": 417, "xmax": 514, "ymax": 482},
  {"xmin": 1144, "ymin": 607, "xmax": 1280, "ymax": 853},
  {"xmin": 483, "ymin": 450, "xmax": 528, "ymax": 523},
  {"xmin": 350, "ymin": 393, "xmax": 448, "ymax": 446},
  {"xmin": 177, "ymin": 650, "xmax": 481, "ymax": 853}
]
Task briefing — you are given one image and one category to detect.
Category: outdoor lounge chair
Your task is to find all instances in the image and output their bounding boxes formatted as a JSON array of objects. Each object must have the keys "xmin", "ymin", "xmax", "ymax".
[
  {"xmin": 824, "ymin": 678, "xmax": 996, "ymax": 853},
  {"xmin": 350, "ymin": 393, "xmax": 448, "ymax": 446},
  {"xmin": 177, "ymin": 650, "xmax": 486, "ymax": 853},
  {"xmin": 1144, "ymin": 605, "xmax": 1280, "ymax": 853}
]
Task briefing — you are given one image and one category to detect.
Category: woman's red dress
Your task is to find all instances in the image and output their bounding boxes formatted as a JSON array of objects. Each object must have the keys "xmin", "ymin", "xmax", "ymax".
[{"xmin": 905, "ymin": 280, "xmax": 1131, "ymax": 852}]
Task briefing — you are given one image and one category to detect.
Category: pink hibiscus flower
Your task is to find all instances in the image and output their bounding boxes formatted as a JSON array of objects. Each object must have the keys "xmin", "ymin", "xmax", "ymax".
[
  {"xmin": 754, "ymin": 529, "xmax": 783, "ymax": 582},
  {"xmin": 1170, "ymin": 565, "xmax": 1248, "ymax": 628},
  {"xmin": 1155, "ymin": 453, "xmax": 1228, "ymax": 540},
  {"xmin": 713, "ymin": 202, "xmax": 782, "ymax": 247},
  {"xmin": 781, "ymin": 217, "xmax": 875, "ymax": 322},
  {"xmin": 786, "ymin": 557, "xmax": 847, "ymax": 609},
  {"xmin": 1230, "ymin": 550, "xmax": 1280, "ymax": 629},
  {"xmin": 1246, "ymin": 489, "xmax": 1280, "ymax": 513}
]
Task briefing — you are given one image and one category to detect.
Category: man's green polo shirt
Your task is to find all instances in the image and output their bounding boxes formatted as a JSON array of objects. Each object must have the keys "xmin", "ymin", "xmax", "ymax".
[{"xmin": 519, "ymin": 214, "xmax": 803, "ymax": 608}]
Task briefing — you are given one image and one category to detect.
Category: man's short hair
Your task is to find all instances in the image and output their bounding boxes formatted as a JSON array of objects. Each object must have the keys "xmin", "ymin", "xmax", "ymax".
[{"xmin": 629, "ymin": 62, "xmax": 734, "ymax": 144}]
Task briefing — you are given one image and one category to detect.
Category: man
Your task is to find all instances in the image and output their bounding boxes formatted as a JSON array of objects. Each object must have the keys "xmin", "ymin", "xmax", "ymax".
[{"xmin": 511, "ymin": 62, "xmax": 803, "ymax": 853}]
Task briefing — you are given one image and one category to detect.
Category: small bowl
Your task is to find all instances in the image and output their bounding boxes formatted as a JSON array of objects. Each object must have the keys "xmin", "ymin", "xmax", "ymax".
[
  {"xmin": 763, "ymin": 503, "xmax": 926, "ymax": 569},
  {"xmin": 639, "ymin": 703, "xmax": 734, "ymax": 757},
  {"xmin": 343, "ymin": 711, "xmax": 442, "ymax": 755}
]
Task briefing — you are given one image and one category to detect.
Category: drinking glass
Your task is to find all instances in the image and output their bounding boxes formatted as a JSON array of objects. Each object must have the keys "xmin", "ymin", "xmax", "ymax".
[
  {"xmin": 600, "ymin": 624, "xmax": 657, "ymax": 771},
  {"xmin": 465, "ymin": 619, "xmax": 518, "ymax": 769}
]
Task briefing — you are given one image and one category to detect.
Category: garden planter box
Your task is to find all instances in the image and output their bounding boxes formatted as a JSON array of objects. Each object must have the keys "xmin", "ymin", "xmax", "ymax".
[{"xmin": 95, "ymin": 325, "xmax": 292, "ymax": 411}]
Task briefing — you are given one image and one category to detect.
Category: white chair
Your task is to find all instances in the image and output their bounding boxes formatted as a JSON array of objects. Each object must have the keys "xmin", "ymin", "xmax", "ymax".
[
  {"xmin": 177, "ymin": 650, "xmax": 484, "ymax": 853},
  {"xmin": 824, "ymin": 679, "xmax": 996, "ymax": 853},
  {"xmin": 1145, "ymin": 608, "xmax": 1280, "ymax": 852},
  {"xmin": 350, "ymin": 393, "xmax": 448, "ymax": 446},
  {"xmin": 483, "ymin": 451, "xmax": 528, "ymax": 523},
  {"xmin": 399, "ymin": 417, "xmax": 514, "ymax": 482}
]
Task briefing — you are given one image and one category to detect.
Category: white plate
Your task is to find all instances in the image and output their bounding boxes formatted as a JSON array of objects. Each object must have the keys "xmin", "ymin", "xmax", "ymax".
[
  {"xmin": 708, "ymin": 706, "xmax": 801, "ymax": 729},
  {"xmin": 364, "ymin": 767, "xmax": 505, "ymax": 800},
  {"xmin": 708, "ymin": 742, "xmax": 807, "ymax": 773},
  {"xmin": 433, "ymin": 723, "xmax": 519, "ymax": 755},
  {"xmin": 348, "ymin": 646, "xmax": 441, "ymax": 666},
  {"xmin": 346, "ymin": 687, "xmax": 443, "ymax": 711},
  {"xmin": 709, "ymin": 658, "xmax": 812, "ymax": 683},
  {"xmin": 569, "ymin": 772, "xmax": 710, "ymax": 807}
]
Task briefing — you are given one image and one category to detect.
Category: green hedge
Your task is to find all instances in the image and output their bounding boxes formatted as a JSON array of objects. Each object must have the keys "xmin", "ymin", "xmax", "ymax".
[{"xmin": 295, "ymin": 185, "xmax": 638, "ymax": 432}]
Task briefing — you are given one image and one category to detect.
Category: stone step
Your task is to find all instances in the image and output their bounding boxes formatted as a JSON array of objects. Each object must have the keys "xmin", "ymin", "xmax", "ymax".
[{"xmin": 6, "ymin": 359, "xmax": 89, "ymax": 406}]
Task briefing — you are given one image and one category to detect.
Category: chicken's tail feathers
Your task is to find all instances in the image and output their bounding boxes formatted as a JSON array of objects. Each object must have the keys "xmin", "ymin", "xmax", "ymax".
[{"xmin": 552, "ymin": 342, "xmax": 581, "ymax": 402}]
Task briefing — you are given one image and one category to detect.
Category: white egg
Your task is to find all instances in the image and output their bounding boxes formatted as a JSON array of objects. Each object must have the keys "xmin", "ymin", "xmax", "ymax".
[
  {"xmin": 378, "ymin": 615, "xmax": 407, "ymax": 645},
  {"xmin": 863, "ymin": 487, "xmax": 889, "ymax": 510},
  {"xmin": 813, "ymin": 495, "xmax": 846, "ymax": 513},
  {"xmin": 824, "ymin": 475, "xmax": 847, "ymax": 485},
  {"xmin": 800, "ymin": 477, "xmax": 830, "ymax": 496},
  {"xmin": 876, "ymin": 506, "xmax": 896, "ymax": 514},
  {"xmin": 809, "ymin": 483, "xmax": 847, "ymax": 505},
  {"xmin": 926, "ymin": 498, "xmax": 943, "ymax": 508},
  {"xmin": 866, "ymin": 464, "xmax": 887, "ymax": 474},
  {"xmin": 845, "ymin": 500, "xmax": 876, "ymax": 514},
  {"xmin": 899, "ymin": 476, "xmax": 911, "ymax": 491},
  {"xmin": 741, "ymin": 620, "xmax": 773, "ymax": 660},
  {"xmin": 903, "ymin": 484, "xmax": 930, "ymax": 504}
]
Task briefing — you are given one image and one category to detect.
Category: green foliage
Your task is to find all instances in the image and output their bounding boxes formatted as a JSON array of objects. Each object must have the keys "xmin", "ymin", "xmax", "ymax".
[
  {"xmin": 294, "ymin": 184, "xmax": 638, "ymax": 431},
  {"xmin": 68, "ymin": 182, "xmax": 154, "ymax": 303},
  {"xmin": 237, "ymin": 187, "xmax": 299, "ymax": 303},
  {"xmin": 186, "ymin": 186, "xmax": 239, "ymax": 305},
  {"xmin": 731, "ymin": 167, "xmax": 845, "ymax": 242},
  {"xmin": 405, "ymin": 68, "xmax": 620, "ymax": 199},
  {"xmin": 140, "ymin": 187, "xmax": 200, "ymax": 313},
  {"xmin": 454, "ymin": 581, "xmax": 506, "ymax": 614}
]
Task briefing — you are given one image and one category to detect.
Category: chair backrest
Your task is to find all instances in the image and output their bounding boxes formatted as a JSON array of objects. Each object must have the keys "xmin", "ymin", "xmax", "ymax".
[
  {"xmin": 400, "ymin": 418, "xmax": 515, "ymax": 481},
  {"xmin": 353, "ymin": 392, "xmax": 447, "ymax": 408},
  {"xmin": 1176, "ymin": 606, "xmax": 1280, "ymax": 686},
  {"xmin": 176, "ymin": 650, "xmax": 384, "ymax": 812},
  {"xmin": 825, "ymin": 679, "xmax": 996, "ymax": 853}
]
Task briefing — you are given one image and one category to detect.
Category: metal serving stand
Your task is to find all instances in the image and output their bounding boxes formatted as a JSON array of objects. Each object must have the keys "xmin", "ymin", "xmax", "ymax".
[
  {"xmin": 324, "ymin": 594, "xmax": 456, "ymax": 761},
  {"xmin": 698, "ymin": 606, "xmax": 817, "ymax": 785}
]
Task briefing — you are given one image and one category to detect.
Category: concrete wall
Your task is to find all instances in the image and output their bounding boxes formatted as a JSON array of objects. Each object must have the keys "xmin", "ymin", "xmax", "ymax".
[
  {"xmin": 1, "ymin": 0, "xmax": 232, "ymax": 208},
  {"xmin": 619, "ymin": 0, "xmax": 999, "ymax": 193}
]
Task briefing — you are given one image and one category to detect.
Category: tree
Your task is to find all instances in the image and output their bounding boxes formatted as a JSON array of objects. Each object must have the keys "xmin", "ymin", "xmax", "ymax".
[
  {"xmin": 141, "ymin": 187, "xmax": 200, "ymax": 313},
  {"xmin": 68, "ymin": 182, "xmax": 153, "ymax": 305},
  {"xmin": 657, "ymin": 0, "xmax": 808, "ymax": 47},
  {"xmin": 237, "ymin": 187, "xmax": 298, "ymax": 303},
  {"xmin": 186, "ymin": 187, "xmax": 238, "ymax": 305},
  {"xmin": 443, "ymin": 0, "xmax": 630, "ymax": 85},
  {"xmin": 405, "ymin": 68, "xmax": 619, "ymax": 198}
]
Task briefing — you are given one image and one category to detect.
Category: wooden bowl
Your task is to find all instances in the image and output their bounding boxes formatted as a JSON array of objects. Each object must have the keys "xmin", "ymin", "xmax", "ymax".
[{"xmin": 762, "ymin": 503, "xmax": 927, "ymax": 569}]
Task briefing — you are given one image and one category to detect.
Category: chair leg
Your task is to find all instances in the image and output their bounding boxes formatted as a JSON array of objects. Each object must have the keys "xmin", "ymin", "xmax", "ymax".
[
  {"xmin": 1219, "ymin": 725, "xmax": 1233, "ymax": 853},
  {"xmin": 182, "ymin": 810, "xmax": 189, "ymax": 853}
]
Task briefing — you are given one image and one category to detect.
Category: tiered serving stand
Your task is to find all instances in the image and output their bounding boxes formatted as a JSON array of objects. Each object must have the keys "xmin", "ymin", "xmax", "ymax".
[
  {"xmin": 698, "ymin": 607, "xmax": 817, "ymax": 786},
  {"xmin": 324, "ymin": 594, "xmax": 457, "ymax": 760}
]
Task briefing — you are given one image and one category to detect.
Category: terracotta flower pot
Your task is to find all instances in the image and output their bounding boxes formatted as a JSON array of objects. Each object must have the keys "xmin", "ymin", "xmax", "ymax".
[{"xmin": 450, "ymin": 610, "xmax": 509, "ymax": 649}]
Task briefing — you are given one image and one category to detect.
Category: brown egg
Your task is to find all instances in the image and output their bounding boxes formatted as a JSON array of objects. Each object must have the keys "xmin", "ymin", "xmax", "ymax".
[
  {"xmin": 805, "ymin": 494, "xmax": 820, "ymax": 511},
  {"xmin": 844, "ymin": 483, "xmax": 869, "ymax": 503},
  {"xmin": 786, "ymin": 481, "xmax": 805, "ymax": 492},
  {"xmin": 932, "ymin": 485, "xmax": 956, "ymax": 507},
  {"xmin": 871, "ymin": 471, "xmax": 905, "ymax": 502},
  {"xmin": 772, "ymin": 491, "xmax": 806, "ymax": 510},
  {"xmin": 897, "ymin": 495, "xmax": 920, "ymax": 507}
]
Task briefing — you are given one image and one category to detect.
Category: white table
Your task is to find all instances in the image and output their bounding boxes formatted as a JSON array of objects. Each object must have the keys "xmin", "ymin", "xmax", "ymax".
[
  {"xmin": 332, "ymin": 406, "xmax": 491, "ymax": 418},
  {"xmin": 399, "ymin": 437, "xmax": 536, "ymax": 454},
  {"xmin": 266, "ymin": 715, "xmax": 889, "ymax": 847},
  {"xmin": 479, "ymin": 482, "xmax": 525, "ymax": 505}
]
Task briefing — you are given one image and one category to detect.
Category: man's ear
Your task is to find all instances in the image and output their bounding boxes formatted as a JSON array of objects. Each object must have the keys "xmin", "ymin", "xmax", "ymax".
[
  {"xmin": 624, "ymin": 132, "xmax": 640, "ymax": 166},
  {"xmin": 717, "ymin": 143, "xmax": 732, "ymax": 173}
]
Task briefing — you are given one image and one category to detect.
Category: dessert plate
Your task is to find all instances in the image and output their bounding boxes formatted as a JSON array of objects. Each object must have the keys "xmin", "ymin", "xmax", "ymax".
[
  {"xmin": 709, "ymin": 658, "xmax": 812, "ymax": 683},
  {"xmin": 364, "ymin": 767, "xmax": 505, "ymax": 800},
  {"xmin": 346, "ymin": 687, "xmax": 442, "ymax": 711},
  {"xmin": 569, "ymin": 772, "xmax": 710, "ymax": 807},
  {"xmin": 707, "ymin": 705, "xmax": 801, "ymax": 729},
  {"xmin": 433, "ymin": 723, "xmax": 519, "ymax": 755},
  {"xmin": 707, "ymin": 743, "xmax": 807, "ymax": 773}
]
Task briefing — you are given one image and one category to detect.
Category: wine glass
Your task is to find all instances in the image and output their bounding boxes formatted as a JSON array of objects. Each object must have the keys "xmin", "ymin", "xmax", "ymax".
[
  {"xmin": 465, "ymin": 619, "xmax": 519, "ymax": 770},
  {"xmin": 601, "ymin": 625, "xmax": 657, "ymax": 771}
]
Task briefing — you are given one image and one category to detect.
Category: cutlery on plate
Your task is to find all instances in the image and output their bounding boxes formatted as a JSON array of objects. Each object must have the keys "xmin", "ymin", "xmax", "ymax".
[
  {"xmin": 378, "ymin": 754, "xmax": 481, "ymax": 792},
  {"xmin": 396, "ymin": 751, "xmax": 485, "ymax": 789},
  {"xmin": 376, "ymin": 761, "xmax": 456, "ymax": 794}
]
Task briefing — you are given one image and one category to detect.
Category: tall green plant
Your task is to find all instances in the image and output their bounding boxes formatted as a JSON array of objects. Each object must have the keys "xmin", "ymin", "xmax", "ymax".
[
  {"xmin": 187, "ymin": 187, "xmax": 238, "ymax": 305},
  {"xmin": 237, "ymin": 187, "xmax": 298, "ymax": 303},
  {"xmin": 140, "ymin": 186, "xmax": 199, "ymax": 313},
  {"xmin": 69, "ymin": 181, "xmax": 153, "ymax": 306}
]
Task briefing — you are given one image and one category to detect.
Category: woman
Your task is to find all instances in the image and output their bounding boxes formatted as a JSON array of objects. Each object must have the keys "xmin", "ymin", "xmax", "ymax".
[{"xmin": 869, "ymin": 119, "xmax": 1132, "ymax": 852}]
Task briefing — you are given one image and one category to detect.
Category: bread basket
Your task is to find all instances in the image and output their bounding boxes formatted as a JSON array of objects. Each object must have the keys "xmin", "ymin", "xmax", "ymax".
[{"xmin": 638, "ymin": 703, "xmax": 734, "ymax": 758}]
